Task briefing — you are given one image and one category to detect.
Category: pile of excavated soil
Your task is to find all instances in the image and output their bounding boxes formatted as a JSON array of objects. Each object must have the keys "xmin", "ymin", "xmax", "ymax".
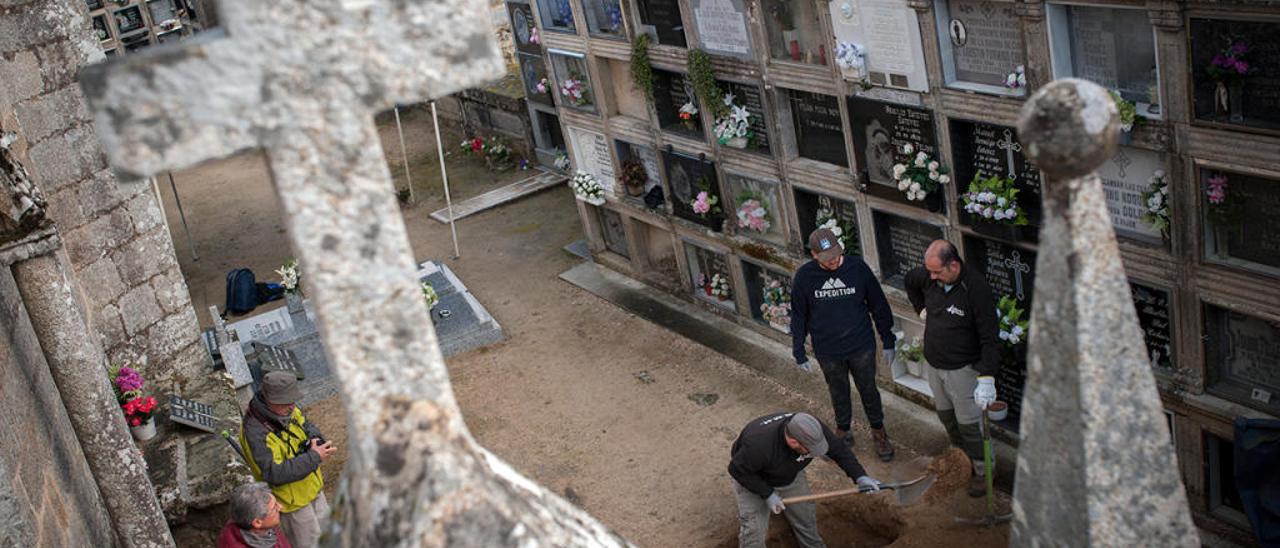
[{"xmin": 923, "ymin": 447, "xmax": 972, "ymax": 503}]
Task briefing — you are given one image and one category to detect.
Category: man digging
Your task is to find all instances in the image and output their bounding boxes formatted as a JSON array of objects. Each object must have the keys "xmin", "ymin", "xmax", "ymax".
[
  {"xmin": 905, "ymin": 240, "xmax": 1001, "ymax": 498},
  {"xmin": 729, "ymin": 412, "xmax": 883, "ymax": 548},
  {"xmin": 790, "ymin": 228, "xmax": 897, "ymax": 461}
]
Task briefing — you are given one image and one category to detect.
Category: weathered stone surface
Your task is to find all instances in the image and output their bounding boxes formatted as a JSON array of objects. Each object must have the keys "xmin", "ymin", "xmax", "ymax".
[
  {"xmin": 77, "ymin": 256, "xmax": 125, "ymax": 309},
  {"xmin": 62, "ymin": 208, "xmax": 131, "ymax": 265},
  {"xmin": 11, "ymin": 251, "xmax": 173, "ymax": 547},
  {"xmin": 111, "ymin": 225, "xmax": 176, "ymax": 282},
  {"xmin": 0, "ymin": 50, "xmax": 44, "ymax": 105},
  {"xmin": 142, "ymin": 308, "xmax": 201, "ymax": 367},
  {"xmin": 95, "ymin": 302, "xmax": 127, "ymax": 346},
  {"xmin": 81, "ymin": 0, "xmax": 629, "ymax": 544},
  {"xmin": 25, "ymin": 125, "xmax": 102, "ymax": 191},
  {"xmin": 151, "ymin": 267, "xmax": 191, "ymax": 314},
  {"xmin": 126, "ymin": 189, "xmax": 164, "ymax": 233},
  {"xmin": 118, "ymin": 283, "xmax": 163, "ymax": 337},
  {"xmin": 13, "ymin": 85, "xmax": 89, "ymax": 142},
  {"xmin": 1011, "ymin": 79, "xmax": 1198, "ymax": 546},
  {"xmin": 76, "ymin": 167, "xmax": 123, "ymax": 216}
]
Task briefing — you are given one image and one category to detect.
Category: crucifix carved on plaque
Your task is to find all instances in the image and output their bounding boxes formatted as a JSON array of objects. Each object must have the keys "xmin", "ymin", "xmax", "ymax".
[
  {"xmin": 1004, "ymin": 249, "xmax": 1031, "ymax": 300},
  {"xmin": 80, "ymin": 1, "xmax": 626, "ymax": 544},
  {"xmin": 998, "ymin": 128, "xmax": 1022, "ymax": 181}
]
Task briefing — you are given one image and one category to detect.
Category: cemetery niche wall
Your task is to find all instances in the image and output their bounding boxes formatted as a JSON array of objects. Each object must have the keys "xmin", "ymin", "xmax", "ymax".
[{"xmin": 533, "ymin": 0, "xmax": 1280, "ymax": 538}]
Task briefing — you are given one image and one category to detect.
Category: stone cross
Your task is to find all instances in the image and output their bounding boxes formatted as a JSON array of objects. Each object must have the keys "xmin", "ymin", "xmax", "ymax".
[
  {"xmin": 1012, "ymin": 79, "xmax": 1198, "ymax": 545},
  {"xmin": 80, "ymin": 1, "xmax": 628, "ymax": 545}
]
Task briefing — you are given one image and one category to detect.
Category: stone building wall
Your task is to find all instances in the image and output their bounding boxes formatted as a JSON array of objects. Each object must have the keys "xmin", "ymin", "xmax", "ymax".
[
  {"xmin": 1, "ymin": 0, "xmax": 207, "ymax": 395},
  {"xmin": 0, "ymin": 266, "xmax": 114, "ymax": 546}
]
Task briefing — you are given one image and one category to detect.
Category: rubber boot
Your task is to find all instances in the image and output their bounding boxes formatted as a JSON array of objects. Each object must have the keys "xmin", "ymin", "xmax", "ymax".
[
  {"xmin": 957, "ymin": 422, "xmax": 987, "ymax": 498},
  {"xmin": 968, "ymin": 460, "xmax": 988, "ymax": 498}
]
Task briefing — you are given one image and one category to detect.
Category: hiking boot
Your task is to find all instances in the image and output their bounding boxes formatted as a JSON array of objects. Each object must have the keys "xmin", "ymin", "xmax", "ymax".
[
  {"xmin": 871, "ymin": 428, "xmax": 895, "ymax": 462},
  {"xmin": 968, "ymin": 472, "xmax": 988, "ymax": 498},
  {"xmin": 835, "ymin": 428, "xmax": 854, "ymax": 447}
]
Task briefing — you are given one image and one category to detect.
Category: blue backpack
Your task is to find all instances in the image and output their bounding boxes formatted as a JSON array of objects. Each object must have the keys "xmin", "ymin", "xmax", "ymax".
[{"xmin": 225, "ymin": 268, "xmax": 260, "ymax": 315}]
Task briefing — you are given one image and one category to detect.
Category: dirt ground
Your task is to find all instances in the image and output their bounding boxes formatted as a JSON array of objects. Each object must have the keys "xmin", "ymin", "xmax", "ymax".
[{"xmin": 160, "ymin": 106, "xmax": 1008, "ymax": 546}]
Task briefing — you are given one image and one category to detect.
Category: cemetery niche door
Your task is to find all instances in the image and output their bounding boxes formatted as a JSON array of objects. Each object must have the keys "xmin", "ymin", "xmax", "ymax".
[
  {"xmin": 684, "ymin": 242, "xmax": 737, "ymax": 310},
  {"xmin": 537, "ymin": 0, "xmax": 577, "ymax": 33},
  {"xmin": 962, "ymin": 234, "xmax": 1037, "ymax": 428},
  {"xmin": 519, "ymin": 53, "xmax": 555, "ymax": 108},
  {"xmin": 933, "ymin": 0, "xmax": 1029, "ymax": 97},
  {"xmin": 664, "ymin": 149, "xmax": 724, "ymax": 231},
  {"xmin": 615, "ymin": 140, "xmax": 665, "ymax": 206},
  {"xmin": 950, "ymin": 118, "xmax": 1042, "ymax": 244},
  {"xmin": 742, "ymin": 260, "xmax": 793, "ymax": 334},
  {"xmin": 598, "ymin": 208, "xmax": 630, "ymax": 258},
  {"xmin": 717, "ymin": 80, "xmax": 771, "ymax": 155},
  {"xmin": 652, "ymin": 69, "xmax": 704, "ymax": 139},
  {"xmin": 794, "ymin": 189, "xmax": 862, "ymax": 257},
  {"xmin": 848, "ymin": 96, "xmax": 940, "ymax": 211},
  {"xmin": 509, "ymin": 2, "xmax": 541, "ymax": 54},
  {"xmin": 1189, "ymin": 18, "xmax": 1280, "ymax": 133},
  {"xmin": 761, "ymin": 0, "xmax": 828, "ymax": 66},
  {"xmin": 1199, "ymin": 167, "xmax": 1280, "ymax": 278},
  {"xmin": 871, "ymin": 209, "xmax": 942, "ymax": 290},
  {"xmin": 788, "ymin": 89, "xmax": 849, "ymax": 168},
  {"xmin": 634, "ymin": 0, "xmax": 688, "ymax": 47},
  {"xmin": 725, "ymin": 173, "xmax": 786, "ymax": 246},
  {"xmin": 1046, "ymin": 4, "xmax": 1161, "ymax": 120},
  {"xmin": 549, "ymin": 50, "xmax": 598, "ymax": 114},
  {"xmin": 583, "ymin": 0, "xmax": 626, "ymax": 38},
  {"xmin": 691, "ymin": 0, "xmax": 754, "ymax": 60},
  {"xmin": 1203, "ymin": 303, "xmax": 1280, "ymax": 417}
]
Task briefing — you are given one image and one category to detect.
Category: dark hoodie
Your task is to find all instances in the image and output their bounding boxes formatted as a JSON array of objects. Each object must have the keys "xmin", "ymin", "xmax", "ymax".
[{"xmin": 728, "ymin": 413, "xmax": 867, "ymax": 499}]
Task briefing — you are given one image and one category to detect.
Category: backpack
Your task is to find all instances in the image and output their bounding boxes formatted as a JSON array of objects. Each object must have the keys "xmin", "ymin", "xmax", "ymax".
[{"xmin": 225, "ymin": 268, "xmax": 260, "ymax": 315}]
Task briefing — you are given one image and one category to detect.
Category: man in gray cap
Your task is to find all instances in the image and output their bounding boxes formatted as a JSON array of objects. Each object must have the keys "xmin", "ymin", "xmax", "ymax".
[
  {"xmin": 239, "ymin": 371, "xmax": 335, "ymax": 548},
  {"xmin": 728, "ymin": 412, "xmax": 882, "ymax": 548}
]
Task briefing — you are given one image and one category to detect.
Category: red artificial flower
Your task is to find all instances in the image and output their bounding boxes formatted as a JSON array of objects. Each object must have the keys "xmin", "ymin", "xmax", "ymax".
[
  {"xmin": 679, "ymin": 112, "xmax": 692, "ymax": 121},
  {"xmin": 129, "ymin": 416, "xmax": 142, "ymax": 427},
  {"xmin": 470, "ymin": 137, "xmax": 484, "ymax": 152},
  {"xmin": 122, "ymin": 398, "xmax": 139, "ymax": 415},
  {"xmin": 139, "ymin": 397, "xmax": 157, "ymax": 414}
]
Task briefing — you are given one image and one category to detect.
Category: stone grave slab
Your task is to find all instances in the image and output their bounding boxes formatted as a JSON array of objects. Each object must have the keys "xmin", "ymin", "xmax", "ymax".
[{"xmin": 417, "ymin": 260, "xmax": 505, "ymax": 357}]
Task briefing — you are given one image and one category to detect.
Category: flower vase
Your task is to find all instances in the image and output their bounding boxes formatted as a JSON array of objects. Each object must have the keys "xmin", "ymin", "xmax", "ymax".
[
  {"xmin": 723, "ymin": 136, "xmax": 748, "ymax": 149},
  {"xmin": 1229, "ymin": 80, "xmax": 1244, "ymax": 123},
  {"xmin": 131, "ymin": 418, "xmax": 157, "ymax": 442},
  {"xmin": 286, "ymin": 291, "xmax": 305, "ymax": 314},
  {"xmin": 905, "ymin": 359, "xmax": 924, "ymax": 377},
  {"xmin": 1117, "ymin": 129, "xmax": 1132, "ymax": 145},
  {"xmin": 577, "ymin": 194, "xmax": 606, "ymax": 206},
  {"xmin": 768, "ymin": 319, "xmax": 790, "ymax": 334}
]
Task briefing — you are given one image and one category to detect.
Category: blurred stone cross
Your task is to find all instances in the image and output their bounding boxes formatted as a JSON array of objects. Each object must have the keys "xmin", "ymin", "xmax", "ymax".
[
  {"xmin": 1012, "ymin": 79, "xmax": 1198, "ymax": 546},
  {"xmin": 80, "ymin": 1, "xmax": 628, "ymax": 545}
]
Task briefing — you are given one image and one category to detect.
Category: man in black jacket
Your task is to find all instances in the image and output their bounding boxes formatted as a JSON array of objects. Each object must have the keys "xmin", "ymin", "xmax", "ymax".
[
  {"xmin": 904, "ymin": 240, "xmax": 1001, "ymax": 497},
  {"xmin": 791, "ymin": 228, "xmax": 897, "ymax": 461},
  {"xmin": 728, "ymin": 412, "xmax": 882, "ymax": 548}
]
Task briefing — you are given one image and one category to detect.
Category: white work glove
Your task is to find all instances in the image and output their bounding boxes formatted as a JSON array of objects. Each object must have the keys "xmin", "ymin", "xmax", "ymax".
[
  {"xmin": 974, "ymin": 376, "xmax": 997, "ymax": 409},
  {"xmin": 882, "ymin": 349, "xmax": 895, "ymax": 366},
  {"xmin": 766, "ymin": 493, "xmax": 786, "ymax": 514},
  {"xmin": 919, "ymin": 308, "xmax": 928, "ymax": 321},
  {"xmin": 856, "ymin": 475, "xmax": 882, "ymax": 493},
  {"xmin": 795, "ymin": 359, "xmax": 813, "ymax": 373}
]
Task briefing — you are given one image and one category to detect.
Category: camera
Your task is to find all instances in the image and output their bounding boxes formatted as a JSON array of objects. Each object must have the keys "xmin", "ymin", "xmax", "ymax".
[{"xmin": 306, "ymin": 437, "xmax": 326, "ymax": 451}]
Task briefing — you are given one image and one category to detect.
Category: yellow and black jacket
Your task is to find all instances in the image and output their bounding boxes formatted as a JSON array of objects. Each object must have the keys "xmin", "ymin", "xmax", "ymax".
[{"xmin": 239, "ymin": 393, "xmax": 324, "ymax": 513}]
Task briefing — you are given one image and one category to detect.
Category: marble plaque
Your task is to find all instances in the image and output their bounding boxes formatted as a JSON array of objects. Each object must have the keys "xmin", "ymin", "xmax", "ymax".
[
  {"xmin": 829, "ymin": 0, "xmax": 928, "ymax": 91},
  {"xmin": 693, "ymin": 0, "xmax": 752, "ymax": 57},
  {"xmin": 873, "ymin": 211, "xmax": 943, "ymax": 288},
  {"xmin": 1130, "ymin": 282, "xmax": 1173, "ymax": 370},
  {"xmin": 568, "ymin": 127, "xmax": 617, "ymax": 193},
  {"xmin": 951, "ymin": 119, "xmax": 1042, "ymax": 226},
  {"xmin": 1098, "ymin": 146, "xmax": 1164, "ymax": 242},
  {"xmin": 963, "ymin": 235, "xmax": 1036, "ymax": 305},
  {"xmin": 790, "ymin": 90, "xmax": 848, "ymax": 167},
  {"xmin": 943, "ymin": 0, "xmax": 1026, "ymax": 88},
  {"xmin": 848, "ymin": 97, "xmax": 937, "ymax": 188}
]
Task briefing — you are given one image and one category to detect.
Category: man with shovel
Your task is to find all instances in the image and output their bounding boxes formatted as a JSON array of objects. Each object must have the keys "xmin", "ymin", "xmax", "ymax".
[
  {"xmin": 728, "ymin": 412, "xmax": 882, "ymax": 548},
  {"xmin": 904, "ymin": 240, "xmax": 1001, "ymax": 498}
]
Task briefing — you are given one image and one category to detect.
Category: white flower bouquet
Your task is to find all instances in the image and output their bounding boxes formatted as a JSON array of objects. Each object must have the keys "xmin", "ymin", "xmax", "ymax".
[
  {"xmin": 713, "ymin": 94, "xmax": 754, "ymax": 148},
  {"xmin": 276, "ymin": 259, "xmax": 301, "ymax": 295},
  {"xmin": 892, "ymin": 143, "xmax": 949, "ymax": 202},
  {"xmin": 1004, "ymin": 65, "xmax": 1026, "ymax": 90},
  {"xmin": 816, "ymin": 207, "xmax": 856, "ymax": 252},
  {"xmin": 834, "ymin": 41, "xmax": 867, "ymax": 78},
  {"xmin": 1141, "ymin": 170, "xmax": 1170, "ymax": 235},
  {"xmin": 570, "ymin": 170, "xmax": 605, "ymax": 204},
  {"xmin": 996, "ymin": 295, "xmax": 1028, "ymax": 346},
  {"xmin": 962, "ymin": 173, "xmax": 1027, "ymax": 225},
  {"xmin": 421, "ymin": 282, "xmax": 438, "ymax": 310}
]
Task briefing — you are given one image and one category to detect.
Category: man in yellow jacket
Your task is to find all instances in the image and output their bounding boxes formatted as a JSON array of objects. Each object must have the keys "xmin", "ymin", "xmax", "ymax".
[{"xmin": 240, "ymin": 371, "xmax": 335, "ymax": 548}]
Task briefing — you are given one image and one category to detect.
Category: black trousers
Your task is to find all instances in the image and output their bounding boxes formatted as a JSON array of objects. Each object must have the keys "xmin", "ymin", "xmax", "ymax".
[{"xmin": 818, "ymin": 349, "xmax": 884, "ymax": 431}]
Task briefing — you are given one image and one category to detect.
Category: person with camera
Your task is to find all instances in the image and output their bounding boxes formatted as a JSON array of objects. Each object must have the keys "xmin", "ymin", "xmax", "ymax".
[{"xmin": 240, "ymin": 371, "xmax": 335, "ymax": 548}]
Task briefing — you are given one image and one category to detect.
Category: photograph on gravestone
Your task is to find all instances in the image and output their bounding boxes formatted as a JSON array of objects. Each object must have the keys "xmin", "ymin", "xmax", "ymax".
[
  {"xmin": 583, "ymin": 0, "xmax": 626, "ymax": 38},
  {"xmin": 962, "ymin": 234, "xmax": 1036, "ymax": 423},
  {"xmin": 536, "ymin": 0, "xmax": 577, "ymax": 32},
  {"xmin": 789, "ymin": 90, "xmax": 849, "ymax": 167},
  {"xmin": 684, "ymin": 242, "xmax": 736, "ymax": 308},
  {"xmin": 828, "ymin": 0, "xmax": 929, "ymax": 90},
  {"xmin": 718, "ymin": 80, "xmax": 770, "ymax": 154},
  {"xmin": 1201, "ymin": 168, "xmax": 1280, "ymax": 276},
  {"xmin": 742, "ymin": 260, "xmax": 793, "ymax": 333},
  {"xmin": 652, "ymin": 69, "xmax": 703, "ymax": 138},
  {"xmin": 635, "ymin": 0, "xmax": 687, "ymax": 47},
  {"xmin": 615, "ymin": 140, "xmax": 664, "ymax": 201},
  {"xmin": 664, "ymin": 149, "xmax": 724, "ymax": 230},
  {"xmin": 872, "ymin": 210, "xmax": 943, "ymax": 289},
  {"xmin": 1098, "ymin": 147, "xmax": 1165, "ymax": 244},
  {"xmin": 725, "ymin": 173, "xmax": 785, "ymax": 245},
  {"xmin": 848, "ymin": 96, "xmax": 938, "ymax": 205},
  {"xmin": 934, "ymin": 0, "xmax": 1027, "ymax": 93},
  {"xmin": 1190, "ymin": 19, "xmax": 1280, "ymax": 131},
  {"xmin": 795, "ymin": 189, "xmax": 862, "ymax": 256},
  {"xmin": 1203, "ymin": 304, "xmax": 1280, "ymax": 416},
  {"xmin": 1046, "ymin": 5, "xmax": 1160, "ymax": 117},
  {"xmin": 692, "ymin": 0, "xmax": 753, "ymax": 58},
  {"xmin": 599, "ymin": 208, "xmax": 630, "ymax": 258},
  {"xmin": 761, "ymin": 0, "xmax": 828, "ymax": 65},
  {"xmin": 950, "ymin": 119, "xmax": 1042, "ymax": 242},
  {"xmin": 568, "ymin": 126, "xmax": 618, "ymax": 194},
  {"xmin": 519, "ymin": 53, "xmax": 555, "ymax": 107},
  {"xmin": 114, "ymin": 5, "xmax": 145, "ymax": 34},
  {"xmin": 508, "ymin": 3, "xmax": 541, "ymax": 54},
  {"xmin": 1130, "ymin": 282, "xmax": 1173, "ymax": 371},
  {"xmin": 549, "ymin": 50, "xmax": 597, "ymax": 113}
]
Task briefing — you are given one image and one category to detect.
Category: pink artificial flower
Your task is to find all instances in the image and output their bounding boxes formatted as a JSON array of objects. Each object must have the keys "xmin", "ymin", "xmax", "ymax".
[
  {"xmin": 1206, "ymin": 174, "xmax": 1228, "ymax": 204},
  {"xmin": 692, "ymin": 191, "xmax": 711, "ymax": 215}
]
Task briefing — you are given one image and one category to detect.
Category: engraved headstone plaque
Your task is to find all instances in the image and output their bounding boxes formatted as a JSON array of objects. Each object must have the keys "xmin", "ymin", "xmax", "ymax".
[
  {"xmin": 873, "ymin": 211, "xmax": 943, "ymax": 289},
  {"xmin": 848, "ymin": 97, "xmax": 937, "ymax": 189},
  {"xmin": 508, "ymin": 3, "xmax": 540, "ymax": 54},
  {"xmin": 1130, "ymin": 282, "xmax": 1173, "ymax": 370},
  {"xmin": 519, "ymin": 53, "xmax": 554, "ymax": 107},
  {"xmin": 719, "ymin": 80, "xmax": 770, "ymax": 153},
  {"xmin": 664, "ymin": 150, "xmax": 722, "ymax": 229},
  {"xmin": 693, "ymin": 0, "xmax": 752, "ymax": 57},
  {"xmin": 951, "ymin": 119, "xmax": 1042, "ymax": 234},
  {"xmin": 829, "ymin": 0, "xmax": 928, "ymax": 91},
  {"xmin": 252, "ymin": 342, "xmax": 304, "ymax": 379},
  {"xmin": 1205, "ymin": 304, "xmax": 1280, "ymax": 415},
  {"xmin": 790, "ymin": 90, "xmax": 848, "ymax": 167},
  {"xmin": 567, "ymin": 126, "xmax": 617, "ymax": 193},
  {"xmin": 1098, "ymin": 147, "xmax": 1164, "ymax": 243},
  {"xmin": 941, "ymin": 0, "xmax": 1026, "ymax": 88},
  {"xmin": 169, "ymin": 395, "xmax": 218, "ymax": 433}
]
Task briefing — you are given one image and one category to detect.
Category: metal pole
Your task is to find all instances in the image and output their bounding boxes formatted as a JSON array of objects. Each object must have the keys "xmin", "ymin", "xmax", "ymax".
[
  {"xmin": 150, "ymin": 176, "xmax": 171, "ymax": 235},
  {"xmin": 430, "ymin": 101, "xmax": 461, "ymax": 259},
  {"xmin": 393, "ymin": 105, "xmax": 416, "ymax": 204},
  {"xmin": 167, "ymin": 172, "xmax": 199, "ymax": 261}
]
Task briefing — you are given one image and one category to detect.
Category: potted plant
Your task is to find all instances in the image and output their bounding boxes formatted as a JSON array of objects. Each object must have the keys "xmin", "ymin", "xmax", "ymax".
[
  {"xmin": 570, "ymin": 171, "xmax": 605, "ymax": 206},
  {"xmin": 759, "ymin": 278, "xmax": 790, "ymax": 333},
  {"xmin": 276, "ymin": 259, "xmax": 303, "ymax": 314},
  {"xmin": 895, "ymin": 332, "xmax": 926, "ymax": 377},
  {"xmin": 111, "ymin": 365, "xmax": 159, "ymax": 442},
  {"xmin": 1140, "ymin": 170, "xmax": 1170, "ymax": 241},
  {"xmin": 621, "ymin": 158, "xmax": 648, "ymax": 197},
  {"xmin": 422, "ymin": 281, "xmax": 439, "ymax": 325},
  {"xmin": 1109, "ymin": 90, "xmax": 1140, "ymax": 144},
  {"xmin": 891, "ymin": 143, "xmax": 950, "ymax": 212}
]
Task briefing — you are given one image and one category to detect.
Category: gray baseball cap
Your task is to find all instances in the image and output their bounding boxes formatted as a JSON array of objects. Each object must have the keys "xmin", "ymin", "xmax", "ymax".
[
  {"xmin": 808, "ymin": 228, "xmax": 843, "ymax": 262},
  {"xmin": 261, "ymin": 371, "xmax": 302, "ymax": 405},
  {"xmin": 786, "ymin": 413, "xmax": 829, "ymax": 457}
]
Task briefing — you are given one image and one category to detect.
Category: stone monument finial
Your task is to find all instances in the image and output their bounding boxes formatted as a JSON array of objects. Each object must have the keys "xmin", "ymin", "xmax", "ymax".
[{"xmin": 1016, "ymin": 78, "xmax": 1118, "ymax": 182}]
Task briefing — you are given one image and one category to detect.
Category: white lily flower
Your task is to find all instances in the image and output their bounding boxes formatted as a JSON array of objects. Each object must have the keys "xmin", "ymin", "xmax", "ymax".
[{"xmin": 939, "ymin": 174, "xmax": 950, "ymax": 184}]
